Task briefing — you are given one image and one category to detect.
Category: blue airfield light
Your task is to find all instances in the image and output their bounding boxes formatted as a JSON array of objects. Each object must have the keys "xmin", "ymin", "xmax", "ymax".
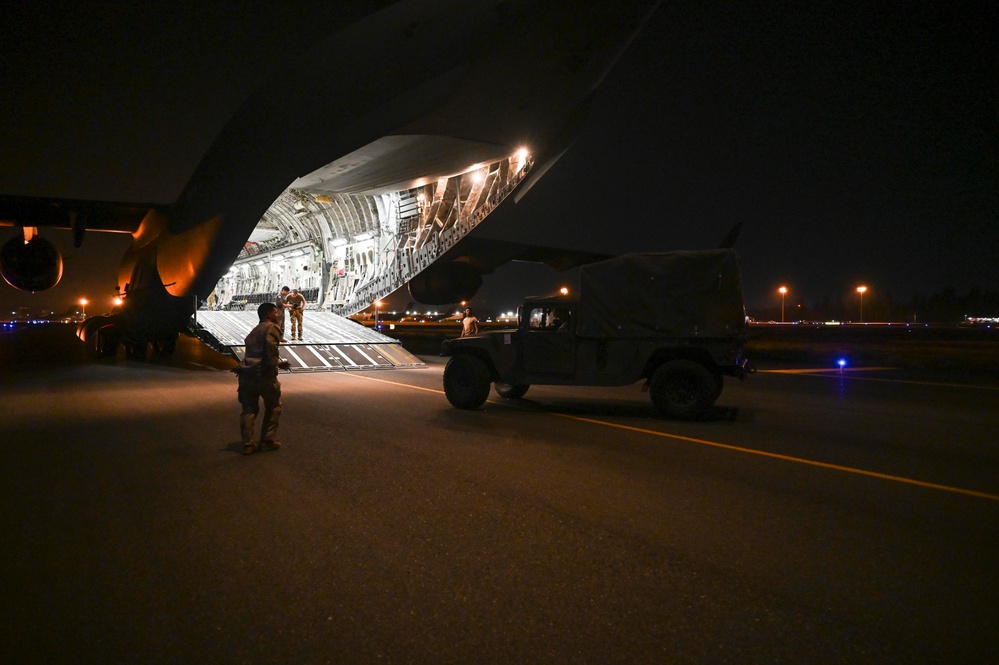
[{"xmin": 837, "ymin": 358, "xmax": 847, "ymax": 372}]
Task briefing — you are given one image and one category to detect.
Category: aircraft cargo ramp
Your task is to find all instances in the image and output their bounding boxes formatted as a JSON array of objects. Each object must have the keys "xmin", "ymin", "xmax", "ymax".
[{"xmin": 192, "ymin": 311, "xmax": 425, "ymax": 371}]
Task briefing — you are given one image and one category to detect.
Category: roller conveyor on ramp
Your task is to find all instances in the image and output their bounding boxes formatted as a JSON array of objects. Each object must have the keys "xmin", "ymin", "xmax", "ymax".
[{"xmin": 192, "ymin": 311, "xmax": 425, "ymax": 372}]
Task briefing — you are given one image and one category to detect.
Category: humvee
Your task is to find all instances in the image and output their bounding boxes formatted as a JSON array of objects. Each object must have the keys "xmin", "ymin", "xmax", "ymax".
[{"xmin": 440, "ymin": 249, "xmax": 752, "ymax": 418}]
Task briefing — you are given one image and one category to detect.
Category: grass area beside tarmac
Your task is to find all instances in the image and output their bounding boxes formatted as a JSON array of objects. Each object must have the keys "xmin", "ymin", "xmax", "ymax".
[{"xmin": 744, "ymin": 323, "xmax": 999, "ymax": 378}]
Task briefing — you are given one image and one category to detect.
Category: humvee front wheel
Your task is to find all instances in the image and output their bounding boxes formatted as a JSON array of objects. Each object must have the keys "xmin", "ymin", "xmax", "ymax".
[
  {"xmin": 495, "ymin": 382, "xmax": 529, "ymax": 399},
  {"xmin": 443, "ymin": 355, "xmax": 491, "ymax": 409},
  {"xmin": 649, "ymin": 360, "xmax": 717, "ymax": 419}
]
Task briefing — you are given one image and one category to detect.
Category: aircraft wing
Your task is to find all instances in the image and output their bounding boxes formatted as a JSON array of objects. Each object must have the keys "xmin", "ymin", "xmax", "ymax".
[
  {"xmin": 444, "ymin": 236, "xmax": 611, "ymax": 273},
  {"xmin": 0, "ymin": 195, "xmax": 153, "ymax": 243},
  {"xmin": 406, "ymin": 234, "xmax": 612, "ymax": 305}
]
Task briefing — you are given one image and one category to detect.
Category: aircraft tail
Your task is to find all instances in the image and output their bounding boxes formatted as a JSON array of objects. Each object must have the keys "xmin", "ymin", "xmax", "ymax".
[{"xmin": 718, "ymin": 223, "xmax": 743, "ymax": 249}]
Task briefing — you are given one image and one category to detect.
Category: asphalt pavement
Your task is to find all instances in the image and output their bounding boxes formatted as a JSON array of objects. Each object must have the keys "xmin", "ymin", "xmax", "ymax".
[{"xmin": 2, "ymin": 326, "xmax": 997, "ymax": 663}]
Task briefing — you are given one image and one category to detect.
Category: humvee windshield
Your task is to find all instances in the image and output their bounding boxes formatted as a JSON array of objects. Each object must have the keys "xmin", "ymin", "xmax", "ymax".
[{"xmin": 526, "ymin": 306, "xmax": 573, "ymax": 331}]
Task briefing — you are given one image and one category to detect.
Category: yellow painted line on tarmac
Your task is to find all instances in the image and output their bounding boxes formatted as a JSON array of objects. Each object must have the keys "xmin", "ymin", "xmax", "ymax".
[
  {"xmin": 761, "ymin": 367, "xmax": 999, "ymax": 391},
  {"xmin": 339, "ymin": 370, "xmax": 445, "ymax": 395},
  {"xmin": 550, "ymin": 413, "xmax": 999, "ymax": 502},
  {"xmin": 340, "ymin": 371, "xmax": 999, "ymax": 502},
  {"xmin": 762, "ymin": 367, "xmax": 897, "ymax": 374}
]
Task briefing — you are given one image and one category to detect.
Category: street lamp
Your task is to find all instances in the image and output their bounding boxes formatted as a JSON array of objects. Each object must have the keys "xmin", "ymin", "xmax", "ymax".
[
  {"xmin": 778, "ymin": 286, "xmax": 787, "ymax": 323},
  {"xmin": 79, "ymin": 298, "xmax": 88, "ymax": 319},
  {"xmin": 374, "ymin": 300, "xmax": 382, "ymax": 329},
  {"xmin": 856, "ymin": 286, "xmax": 867, "ymax": 323}
]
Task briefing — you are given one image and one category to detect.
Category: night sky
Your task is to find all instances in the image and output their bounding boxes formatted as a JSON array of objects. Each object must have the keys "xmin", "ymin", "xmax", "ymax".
[{"xmin": 1, "ymin": 1, "xmax": 995, "ymax": 315}]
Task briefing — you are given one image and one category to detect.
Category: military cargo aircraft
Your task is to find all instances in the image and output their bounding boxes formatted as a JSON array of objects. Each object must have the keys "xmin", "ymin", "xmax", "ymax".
[{"xmin": 1, "ymin": 1, "xmax": 660, "ymax": 360}]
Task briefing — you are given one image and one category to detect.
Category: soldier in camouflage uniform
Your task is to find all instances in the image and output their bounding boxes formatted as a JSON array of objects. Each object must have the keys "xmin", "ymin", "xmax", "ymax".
[
  {"xmin": 275, "ymin": 286, "xmax": 291, "ymax": 342},
  {"xmin": 237, "ymin": 302, "xmax": 291, "ymax": 455},
  {"xmin": 286, "ymin": 288, "xmax": 307, "ymax": 340}
]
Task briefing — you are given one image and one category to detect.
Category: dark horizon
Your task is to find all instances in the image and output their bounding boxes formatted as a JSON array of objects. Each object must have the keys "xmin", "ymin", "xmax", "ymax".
[{"xmin": 2, "ymin": 2, "xmax": 996, "ymax": 315}]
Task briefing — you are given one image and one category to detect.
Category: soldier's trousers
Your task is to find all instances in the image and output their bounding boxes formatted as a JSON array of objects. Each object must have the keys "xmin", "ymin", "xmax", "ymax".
[{"xmin": 238, "ymin": 372, "xmax": 282, "ymax": 444}]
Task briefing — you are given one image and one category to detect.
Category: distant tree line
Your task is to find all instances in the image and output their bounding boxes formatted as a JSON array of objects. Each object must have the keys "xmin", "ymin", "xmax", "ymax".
[{"xmin": 749, "ymin": 287, "xmax": 999, "ymax": 324}]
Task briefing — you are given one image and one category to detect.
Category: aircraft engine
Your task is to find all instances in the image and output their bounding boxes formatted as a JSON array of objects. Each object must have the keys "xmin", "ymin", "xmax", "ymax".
[
  {"xmin": 407, "ymin": 261, "xmax": 483, "ymax": 305},
  {"xmin": 0, "ymin": 233, "xmax": 64, "ymax": 291}
]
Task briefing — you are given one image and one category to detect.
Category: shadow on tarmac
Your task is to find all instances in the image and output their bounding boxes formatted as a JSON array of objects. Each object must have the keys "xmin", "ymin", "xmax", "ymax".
[
  {"xmin": 493, "ymin": 394, "xmax": 742, "ymax": 422},
  {"xmin": 0, "ymin": 323, "xmax": 236, "ymax": 373}
]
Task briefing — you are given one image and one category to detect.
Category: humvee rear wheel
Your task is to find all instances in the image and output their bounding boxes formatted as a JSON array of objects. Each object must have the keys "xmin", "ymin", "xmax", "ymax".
[
  {"xmin": 711, "ymin": 371, "xmax": 724, "ymax": 402},
  {"xmin": 443, "ymin": 355, "xmax": 491, "ymax": 409},
  {"xmin": 495, "ymin": 382, "xmax": 529, "ymax": 399},
  {"xmin": 649, "ymin": 360, "xmax": 717, "ymax": 419}
]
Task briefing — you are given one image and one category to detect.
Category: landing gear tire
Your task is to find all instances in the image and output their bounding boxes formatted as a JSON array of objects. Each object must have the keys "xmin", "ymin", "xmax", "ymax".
[
  {"xmin": 153, "ymin": 334, "xmax": 177, "ymax": 357},
  {"xmin": 94, "ymin": 326, "xmax": 120, "ymax": 359},
  {"xmin": 126, "ymin": 342, "xmax": 147, "ymax": 361},
  {"xmin": 495, "ymin": 382, "xmax": 529, "ymax": 399},
  {"xmin": 443, "ymin": 355, "xmax": 491, "ymax": 410},
  {"xmin": 649, "ymin": 360, "xmax": 717, "ymax": 419}
]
